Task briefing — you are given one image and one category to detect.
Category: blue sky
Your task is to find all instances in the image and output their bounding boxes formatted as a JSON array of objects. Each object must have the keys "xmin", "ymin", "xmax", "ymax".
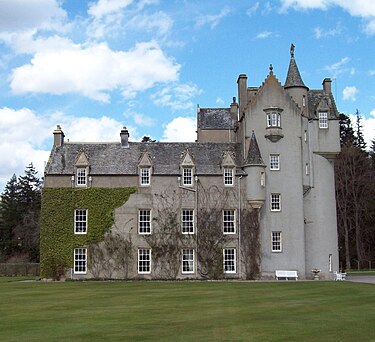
[{"xmin": 0, "ymin": 0, "xmax": 375, "ymax": 190}]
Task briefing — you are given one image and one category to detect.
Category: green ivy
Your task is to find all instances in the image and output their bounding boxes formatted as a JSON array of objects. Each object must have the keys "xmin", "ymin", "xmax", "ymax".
[{"xmin": 40, "ymin": 187, "xmax": 136, "ymax": 278}]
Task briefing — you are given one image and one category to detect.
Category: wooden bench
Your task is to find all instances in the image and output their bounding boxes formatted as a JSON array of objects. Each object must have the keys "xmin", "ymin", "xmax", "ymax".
[{"xmin": 275, "ymin": 270, "xmax": 298, "ymax": 280}]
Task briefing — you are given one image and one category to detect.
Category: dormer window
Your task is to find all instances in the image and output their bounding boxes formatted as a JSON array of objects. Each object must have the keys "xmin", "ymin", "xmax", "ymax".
[
  {"xmin": 140, "ymin": 167, "xmax": 150, "ymax": 186},
  {"xmin": 223, "ymin": 167, "xmax": 234, "ymax": 186},
  {"xmin": 182, "ymin": 167, "xmax": 193, "ymax": 186},
  {"xmin": 267, "ymin": 111, "xmax": 281, "ymax": 127},
  {"xmin": 76, "ymin": 168, "xmax": 87, "ymax": 186},
  {"xmin": 319, "ymin": 112, "xmax": 328, "ymax": 129}
]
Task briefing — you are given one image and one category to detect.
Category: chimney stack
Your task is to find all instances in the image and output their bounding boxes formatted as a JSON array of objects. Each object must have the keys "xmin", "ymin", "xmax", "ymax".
[
  {"xmin": 322, "ymin": 78, "xmax": 332, "ymax": 94},
  {"xmin": 53, "ymin": 125, "xmax": 64, "ymax": 147},
  {"xmin": 237, "ymin": 74, "xmax": 248, "ymax": 116},
  {"xmin": 120, "ymin": 126, "xmax": 129, "ymax": 148}
]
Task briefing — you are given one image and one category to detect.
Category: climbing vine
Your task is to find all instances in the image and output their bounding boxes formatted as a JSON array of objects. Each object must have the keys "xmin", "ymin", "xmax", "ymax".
[{"xmin": 40, "ymin": 187, "xmax": 136, "ymax": 279}]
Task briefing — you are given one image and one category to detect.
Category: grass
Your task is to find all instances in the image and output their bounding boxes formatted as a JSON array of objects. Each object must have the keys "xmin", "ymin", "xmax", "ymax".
[
  {"xmin": 0, "ymin": 279, "xmax": 374, "ymax": 341},
  {"xmin": 346, "ymin": 270, "xmax": 375, "ymax": 276}
]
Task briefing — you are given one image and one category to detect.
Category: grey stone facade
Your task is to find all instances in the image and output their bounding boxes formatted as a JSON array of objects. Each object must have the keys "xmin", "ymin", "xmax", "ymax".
[{"xmin": 43, "ymin": 46, "xmax": 340, "ymax": 280}]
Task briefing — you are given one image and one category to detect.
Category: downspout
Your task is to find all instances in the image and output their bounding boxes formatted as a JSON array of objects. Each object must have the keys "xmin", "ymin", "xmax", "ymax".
[{"xmin": 238, "ymin": 175, "xmax": 243, "ymax": 278}]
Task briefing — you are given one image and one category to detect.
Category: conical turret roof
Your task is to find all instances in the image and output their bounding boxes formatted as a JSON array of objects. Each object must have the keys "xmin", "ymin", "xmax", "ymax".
[
  {"xmin": 284, "ymin": 44, "xmax": 308, "ymax": 90},
  {"xmin": 245, "ymin": 131, "xmax": 265, "ymax": 166}
]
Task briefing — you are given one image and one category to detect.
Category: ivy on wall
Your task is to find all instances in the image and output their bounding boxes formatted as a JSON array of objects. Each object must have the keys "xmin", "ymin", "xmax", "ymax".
[{"xmin": 40, "ymin": 187, "xmax": 136, "ymax": 278}]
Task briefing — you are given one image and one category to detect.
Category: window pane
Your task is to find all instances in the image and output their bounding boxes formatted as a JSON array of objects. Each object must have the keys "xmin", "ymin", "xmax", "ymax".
[
  {"xmin": 223, "ymin": 248, "xmax": 236, "ymax": 273},
  {"xmin": 223, "ymin": 210, "xmax": 235, "ymax": 234},
  {"xmin": 270, "ymin": 194, "xmax": 281, "ymax": 211},
  {"xmin": 272, "ymin": 231, "xmax": 282, "ymax": 252},
  {"xmin": 139, "ymin": 210, "xmax": 151, "ymax": 234},
  {"xmin": 74, "ymin": 209, "xmax": 87, "ymax": 234},
  {"xmin": 183, "ymin": 168, "xmax": 192, "ymax": 186},
  {"xmin": 182, "ymin": 249, "xmax": 194, "ymax": 273},
  {"xmin": 181, "ymin": 210, "xmax": 194, "ymax": 234},
  {"xmin": 138, "ymin": 249, "xmax": 151, "ymax": 273},
  {"xmin": 140, "ymin": 168, "xmax": 150, "ymax": 185},
  {"xmin": 74, "ymin": 248, "xmax": 87, "ymax": 274},
  {"xmin": 76, "ymin": 168, "xmax": 86, "ymax": 185},
  {"xmin": 223, "ymin": 168, "xmax": 234, "ymax": 186},
  {"xmin": 319, "ymin": 112, "xmax": 328, "ymax": 129},
  {"xmin": 270, "ymin": 154, "xmax": 280, "ymax": 170}
]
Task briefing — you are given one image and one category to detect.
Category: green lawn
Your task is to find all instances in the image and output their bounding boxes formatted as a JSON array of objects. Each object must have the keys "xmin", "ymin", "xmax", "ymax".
[{"xmin": 0, "ymin": 279, "xmax": 374, "ymax": 341}]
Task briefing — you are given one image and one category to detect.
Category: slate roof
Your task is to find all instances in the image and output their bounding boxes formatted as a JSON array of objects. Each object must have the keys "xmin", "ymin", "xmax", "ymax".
[
  {"xmin": 284, "ymin": 57, "xmax": 308, "ymax": 90},
  {"xmin": 307, "ymin": 90, "xmax": 339, "ymax": 119},
  {"xmin": 198, "ymin": 108, "xmax": 233, "ymax": 130},
  {"xmin": 46, "ymin": 142, "xmax": 244, "ymax": 176},
  {"xmin": 245, "ymin": 132, "xmax": 265, "ymax": 166}
]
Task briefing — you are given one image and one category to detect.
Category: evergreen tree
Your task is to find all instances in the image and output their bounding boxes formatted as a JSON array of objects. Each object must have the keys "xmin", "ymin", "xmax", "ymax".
[
  {"xmin": 338, "ymin": 113, "xmax": 356, "ymax": 146},
  {"xmin": 0, "ymin": 174, "xmax": 21, "ymax": 261},
  {"xmin": 354, "ymin": 109, "xmax": 367, "ymax": 150}
]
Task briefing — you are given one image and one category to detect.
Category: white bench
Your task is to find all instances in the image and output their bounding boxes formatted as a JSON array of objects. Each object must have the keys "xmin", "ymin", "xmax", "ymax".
[
  {"xmin": 334, "ymin": 272, "xmax": 347, "ymax": 281},
  {"xmin": 275, "ymin": 270, "xmax": 298, "ymax": 280}
]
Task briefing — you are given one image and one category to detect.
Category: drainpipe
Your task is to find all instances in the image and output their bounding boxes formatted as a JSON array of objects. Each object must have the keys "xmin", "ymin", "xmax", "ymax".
[{"xmin": 238, "ymin": 175, "xmax": 243, "ymax": 278}]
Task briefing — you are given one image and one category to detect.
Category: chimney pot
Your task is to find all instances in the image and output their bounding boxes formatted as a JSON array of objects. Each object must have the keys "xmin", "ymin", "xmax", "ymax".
[{"xmin": 53, "ymin": 125, "xmax": 65, "ymax": 147}]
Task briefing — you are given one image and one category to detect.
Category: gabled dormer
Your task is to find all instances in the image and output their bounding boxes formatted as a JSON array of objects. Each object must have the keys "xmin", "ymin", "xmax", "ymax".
[
  {"xmin": 138, "ymin": 152, "xmax": 153, "ymax": 186},
  {"xmin": 74, "ymin": 150, "xmax": 90, "ymax": 188},
  {"xmin": 180, "ymin": 149, "xmax": 195, "ymax": 187},
  {"xmin": 222, "ymin": 151, "xmax": 236, "ymax": 187}
]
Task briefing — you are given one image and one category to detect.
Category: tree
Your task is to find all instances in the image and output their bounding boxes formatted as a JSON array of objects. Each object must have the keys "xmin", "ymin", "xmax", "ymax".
[
  {"xmin": 354, "ymin": 109, "xmax": 367, "ymax": 150},
  {"xmin": 141, "ymin": 136, "xmax": 156, "ymax": 143},
  {"xmin": 339, "ymin": 113, "xmax": 355, "ymax": 146}
]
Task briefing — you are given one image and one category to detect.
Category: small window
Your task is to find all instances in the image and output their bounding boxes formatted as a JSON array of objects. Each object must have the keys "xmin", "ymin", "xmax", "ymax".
[
  {"xmin": 223, "ymin": 167, "xmax": 234, "ymax": 186},
  {"xmin": 182, "ymin": 168, "xmax": 193, "ymax": 186},
  {"xmin": 74, "ymin": 209, "xmax": 87, "ymax": 234},
  {"xmin": 139, "ymin": 209, "xmax": 151, "ymax": 234},
  {"xmin": 74, "ymin": 248, "xmax": 87, "ymax": 274},
  {"xmin": 140, "ymin": 167, "xmax": 150, "ymax": 186},
  {"xmin": 271, "ymin": 231, "xmax": 282, "ymax": 252},
  {"xmin": 260, "ymin": 172, "xmax": 265, "ymax": 187},
  {"xmin": 76, "ymin": 168, "xmax": 87, "ymax": 186},
  {"xmin": 329, "ymin": 254, "xmax": 333, "ymax": 273},
  {"xmin": 267, "ymin": 111, "xmax": 281, "ymax": 127},
  {"xmin": 305, "ymin": 163, "xmax": 309, "ymax": 175},
  {"xmin": 270, "ymin": 154, "xmax": 280, "ymax": 170},
  {"xmin": 182, "ymin": 249, "xmax": 195, "ymax": 274},
  {"xmin": 223, "ymin": 248, "xmax": 236, "ymax": 273},
  {"xmin": 181, "ymin": 209, "xmax": 194, "ymax": 234},
  {"xmin": 270, "ymin": 193, "xmax": 281, "ymax": 211},
  {"xmin": 302, "ymin": 95, "xmax": 306, "ymax": 107},
  {"xmin": 319, "ymin": 112, "xmax": 328, "ymax": 129},
  {"xmin": 138, "ymin": 249, "xmax": 151, "ymax": 274},
  {"xmin": 223, "ymin": 210, "xmax": 236, "ymax": 234}
]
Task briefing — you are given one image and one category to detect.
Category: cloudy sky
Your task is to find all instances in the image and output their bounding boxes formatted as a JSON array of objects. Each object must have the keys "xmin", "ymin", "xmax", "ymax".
[{"xmin": 0, "ymin": 0, "xmax": 375, "ymax": 190}]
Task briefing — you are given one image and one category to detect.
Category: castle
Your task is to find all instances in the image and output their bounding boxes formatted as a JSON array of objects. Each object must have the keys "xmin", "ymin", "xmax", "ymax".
[{"xmin": 41, "ymin": 45, "xmax": 340, "ymax": 280}]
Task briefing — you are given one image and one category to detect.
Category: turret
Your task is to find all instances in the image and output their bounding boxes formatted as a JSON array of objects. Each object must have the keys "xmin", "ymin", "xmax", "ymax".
[
  {"xmin": 243, "ymin": 131, "xmax": 266, "ymax": 209},
  {"xmin": 284, "ymin": 44, "xmax": 309, "ymax": 112}
]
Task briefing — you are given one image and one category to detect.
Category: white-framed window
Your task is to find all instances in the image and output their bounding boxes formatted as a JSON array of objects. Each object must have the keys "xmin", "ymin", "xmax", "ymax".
[
  {"xmin": 139, "ymin": 209, "xmax": 151, "ymax": 235},
  {"xmin": 271, "ymin": 231, "xmax": 282, "ymax": 252},
  {"xmin": 267, "ymin": 111, "xmax": 281, "ymax": 127},
  {"xmin": 270, "ymin": 193, "xmax": 281, "ymax": 211},
  {"xmin": 182, "ymin": 167, "xmax": 193, "ymax": 186},
  {"xmin": 140, "ymin": 167, "xmax": 150, "ymax": 186},
  {"xmin": 270, "ymin": 154, "xmax": 280, "ymax": 170},
  {"xmin": 181, "ymin": 209, "xmax": 194, "ymax": 234},
  {"xmin": 182, "ymin": 249, "xmax": 195, "ymax": 274},
  {"xmin": 329, "ymin": 254, "xmax": 333, "ymax": 273},
  {"xmin": 138, "ymin": 249, "xmax": 151, "ymax": 274},
  {"xmin": 74, "ymin": 248, "xmax": 87, "ymax": 274},
  {"xmin": 319, "ymin": 112, "xmax": 328, "ymax": 129},
  {"xmin": 223, "ymin": 210, "xmax": 236, "ymax": 234},
  {"xmin": 223, "ymin": 167, "xmax": 234, "ymax": 186},
  {"xmin": 223, "ymin": 248, "xmax": 236, "ymax": 273},
  {"xmin": 76, "ymin": 168, "xmax": 87, "ymax": 186},
  {"xmin": 74, "ymin": 209, "xmax": 87, "ymax": 234}
]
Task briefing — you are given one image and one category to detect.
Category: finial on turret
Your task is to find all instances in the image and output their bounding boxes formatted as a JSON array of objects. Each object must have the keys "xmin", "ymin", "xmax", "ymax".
[
  {"xmin": 269, "ymin": 64, "xmax": 273, "ymax": 75},
  {"xmin": 290, "ymin": 43, "xmax": 295, "ymax": 58}
]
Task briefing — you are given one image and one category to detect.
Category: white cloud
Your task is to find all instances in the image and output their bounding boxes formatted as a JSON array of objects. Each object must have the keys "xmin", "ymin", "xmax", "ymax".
[
  {"xmin": 314, "ymin": 23, "xmax": 342, "ymax": 39},
  {"xmin": 342, "ymin": 86, "xmax": 358, "ymax": 101},
  {"xmin": 88, "ymin": 0, "xmax": 133, "ymax": 19},
  {"xmin": 246, "ymin": 2, "xmax": 259, "ymax": 16},
  {"xmin": 162, "ymin": 117, "xmax": 196, "ymax": 142},
  {"xmin": 262, "ymin": 2, "xmax": 273, "ymax": 15},
  {"xmin": 126, "ymin": 12, "xmax": 173, "ymax": 36},
  {"xmin": 9, "ymin": 39, "xmax": 180, "ymax": 102},
  {"xmin": 255, "ymin": 31, "xmax": 273, "ymax": 39},
  {"xmin": 124, "ymin": 112, "xmax": 155, "ymax": 127},
  {"xmin": 324, "ymin": 57, "xmax": 351, "ymax": 78},
  {"xmin": 195, "ymin": 7, "xmax": 230, "ymax": 29},
  {"xmin": 0, "ymin": 0, "xmax": 67, "ymax": 32},
  {"xmin": 280, "ymin": 0, "xmax": 375, "ymax": 34},
  {"xmin": 216, "ymin": 97, "xmax": 225, "ymax": 105},
  {"xmin": 369, "ymin": 70, "xmax": 375, "ymax": 76},
  {"xmin": 151, "ymin": 83, "xmax": 202, "ymax": 110}
]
